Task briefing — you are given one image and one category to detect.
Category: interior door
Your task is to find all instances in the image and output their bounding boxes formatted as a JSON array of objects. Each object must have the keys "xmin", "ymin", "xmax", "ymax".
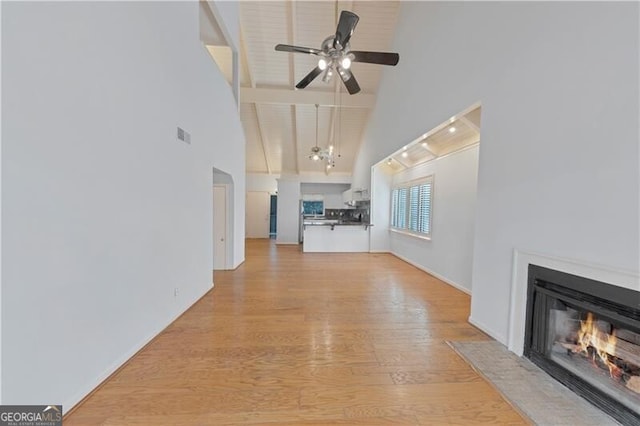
[
  {"xmin": 213, "ymin": 185, "xmax": 227, "ymax": 270},
  {"xmin": 246, "ymin": 191, "xmax": 270, "ymax": 238}
]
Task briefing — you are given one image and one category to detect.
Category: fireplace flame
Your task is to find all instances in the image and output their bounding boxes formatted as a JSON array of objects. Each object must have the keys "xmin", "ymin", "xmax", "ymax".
[{"xmin": 577, "ymin": 312, "xmax": 620, "ymax": 378}]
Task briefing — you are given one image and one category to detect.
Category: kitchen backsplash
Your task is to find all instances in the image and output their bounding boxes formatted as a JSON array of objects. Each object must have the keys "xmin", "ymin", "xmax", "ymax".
[{"xmin": 324, "ymin": 208, "xmax": 370, "ymax": 223}]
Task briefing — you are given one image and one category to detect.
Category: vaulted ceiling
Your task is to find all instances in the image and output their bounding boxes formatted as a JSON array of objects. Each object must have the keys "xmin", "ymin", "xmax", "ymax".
[{"xmin": 236, "ymin": 1, "xmax": 401, "ymax": 177}]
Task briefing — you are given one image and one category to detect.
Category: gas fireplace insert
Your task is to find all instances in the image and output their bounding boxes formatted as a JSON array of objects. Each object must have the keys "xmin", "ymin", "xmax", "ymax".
[{"xmin": 524, "ymin": 265, "xmax": 640, "ymax": 425}]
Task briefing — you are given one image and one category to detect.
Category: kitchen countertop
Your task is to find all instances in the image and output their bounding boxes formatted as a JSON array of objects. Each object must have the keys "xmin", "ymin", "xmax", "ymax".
[{"xmin": 303, "ymin": 219, "xmax": 373, "ymax": 229}]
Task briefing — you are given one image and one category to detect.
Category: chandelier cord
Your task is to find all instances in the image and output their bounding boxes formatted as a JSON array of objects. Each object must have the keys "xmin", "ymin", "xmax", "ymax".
[
  {"xmin": 315, "ymin": 104, "xmax": 319, "ymax": 149},
  {"xmin": 338, "ymin": 88, "xmax": 342, "ymax": 157}
]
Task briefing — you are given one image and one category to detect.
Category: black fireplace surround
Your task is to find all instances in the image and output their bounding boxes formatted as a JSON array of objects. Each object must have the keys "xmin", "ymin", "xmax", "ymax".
[{"xmin": 524, "ymin": 264, "xmax": 640, "ymax": 425}]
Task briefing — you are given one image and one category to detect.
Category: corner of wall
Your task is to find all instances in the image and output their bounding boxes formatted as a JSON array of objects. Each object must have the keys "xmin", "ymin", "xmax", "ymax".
[{"xmin": 467, "ymin": 315, "xmax": 507, "ymax": 345}]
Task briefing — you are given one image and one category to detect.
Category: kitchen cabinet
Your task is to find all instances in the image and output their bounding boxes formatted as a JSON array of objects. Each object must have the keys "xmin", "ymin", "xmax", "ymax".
[
  {"xmin": 303, "ymin": 223, "xmax": 370, "ymax": 252},
  {"xmin": 342, "ymin": 188, "xmax": 370, "ymax": 205}
]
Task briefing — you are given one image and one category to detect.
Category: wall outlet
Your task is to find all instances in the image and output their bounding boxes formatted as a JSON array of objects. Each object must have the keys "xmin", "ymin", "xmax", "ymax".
[{"xmin": 174, "ymin": 287, "xmax": 179, "ymax": 297}]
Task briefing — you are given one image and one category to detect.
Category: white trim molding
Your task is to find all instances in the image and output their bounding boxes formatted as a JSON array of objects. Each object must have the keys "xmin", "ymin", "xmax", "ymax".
[{"xmin": 392, "ymin": 252, "xmax": 471, "ymax": 295}]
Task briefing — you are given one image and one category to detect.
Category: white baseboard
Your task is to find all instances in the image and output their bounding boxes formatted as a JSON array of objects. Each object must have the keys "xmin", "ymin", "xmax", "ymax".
[
  {"xmin": 468, "ymin": 315, "xmax": 507, "ymax": 344},
  {"xmin": 62, "ymin": 283, "xmax": 213, "ymax": 414},
  {"xmin": 391, "ymin": 252, "xmax": 471, "ymax": 295}
]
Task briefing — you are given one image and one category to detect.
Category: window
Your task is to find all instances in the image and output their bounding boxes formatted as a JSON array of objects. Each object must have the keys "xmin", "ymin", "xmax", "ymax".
[
  {"xmin": 390, "ymin": 176, "xmax": 433, "ymax": 238},
  {"xmin": 302, "ymin": 200, "xmax": 324, "ymax": 216}
]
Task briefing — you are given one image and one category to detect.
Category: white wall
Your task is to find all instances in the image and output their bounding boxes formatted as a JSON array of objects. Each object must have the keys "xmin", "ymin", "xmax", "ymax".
[
  {"xmin": 301, "ymin": 183, "xmax": 350, "ymax": 209},
  {"xmin": 369, "ymin": 165, "xmax": 392, "ymax": 253},
  {"xmin": 213, "ymin": 169, "xmax": 239, "ymax": 270},
  {"xmin": 246, "ymin": 191, "xmax": 271, "ymax": 238},
  {"xmin": 389, "ymin": 146, "xmax": 479, "ymax": 293},
  {"xmin": 353, "ymin": 2, "xmax": 639, "ymax": 343},
  {"xmin": 2, "ymin": 1, "xmax": 245, "ymax": 409},
  {"xmin": 246, "ymin": 173, "xmax": 278, "ymax": 193},
  {"xmin": 209, "ymin": 0, "xmax": 239, "ymax": 50},
  {"xmin": 0, "ymin": 0, "xmax": 3, "ymax": 401}
]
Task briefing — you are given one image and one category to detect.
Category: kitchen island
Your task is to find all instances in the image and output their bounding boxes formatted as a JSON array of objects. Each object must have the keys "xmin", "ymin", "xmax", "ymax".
[{"xmin": 302, "ymin": 220, "xmax": 372, "ymax": 252}]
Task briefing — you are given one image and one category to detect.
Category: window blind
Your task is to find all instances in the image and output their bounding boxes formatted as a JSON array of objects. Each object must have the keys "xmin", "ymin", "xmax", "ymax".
[{"xmin": 390, "ymin": 176, "xmax": 433, "ymax": 238}]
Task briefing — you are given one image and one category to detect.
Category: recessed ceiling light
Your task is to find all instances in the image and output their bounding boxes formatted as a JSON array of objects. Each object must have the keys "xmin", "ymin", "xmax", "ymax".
[
  {"xmin": 421, "ymin": 142, "xmax": 428, "ymax": 148},
  {"xmin": 401, "ymin": 152, "xmax": 408, "ymax": 158},
  {"xmin": 387, "ymin": 158, "xmax": 392, "ymax": 165},
  {"xmin": 448, "ymin": 126, "xmax": 456, "ymax": 133},
  {"xmin": 403, "ymin": 146, "xmax": 408, "ymax": 151}
]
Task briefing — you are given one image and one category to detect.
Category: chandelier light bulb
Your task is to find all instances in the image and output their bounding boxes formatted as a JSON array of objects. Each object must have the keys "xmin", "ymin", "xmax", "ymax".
[
  {"xmin": 318, "ymin": 58, "xmax": 328, "ymax": 71},
  {"xmin": 312, "ymin": 154, "xmax": 320, "ymax": 161},
  {"xmin": 341, "ymin": 57, "xmax": 351, "ymax": 69}
]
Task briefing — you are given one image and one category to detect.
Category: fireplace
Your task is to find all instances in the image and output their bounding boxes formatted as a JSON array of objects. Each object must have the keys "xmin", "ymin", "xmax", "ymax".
[{"xmin": 524, "ymin": 264, "xmax": 640, "ymax": 425}]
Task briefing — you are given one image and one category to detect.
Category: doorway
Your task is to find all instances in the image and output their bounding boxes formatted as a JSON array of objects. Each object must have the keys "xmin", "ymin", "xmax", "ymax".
[
  {"xmin": 269, "ymin": 195, "xmax": 277, "ymax": 239},
  {"xmin": 212, "ymin": 185, "xmax": 227, "ymax": 270},
  {"xmin": 246, "ymin": 191, "xmax": 271, "ymax": 238}
]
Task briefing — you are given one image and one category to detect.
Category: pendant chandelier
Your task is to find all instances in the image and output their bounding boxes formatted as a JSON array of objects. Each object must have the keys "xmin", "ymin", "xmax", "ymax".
[{"xmin": 309, "ymin": 103, "xmax": 335, "ymax": 168}]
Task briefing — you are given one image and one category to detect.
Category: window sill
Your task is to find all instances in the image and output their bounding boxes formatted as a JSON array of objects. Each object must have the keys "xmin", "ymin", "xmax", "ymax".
[{"xmin": 389, "ymin": 228, "xmax": 432, "ymax": 241}]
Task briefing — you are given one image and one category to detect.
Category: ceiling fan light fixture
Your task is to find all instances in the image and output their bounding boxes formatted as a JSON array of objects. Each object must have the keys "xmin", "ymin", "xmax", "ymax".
[
  {"xmin": 322, "ymin": 67, "xmax": 333, "ymax": 83},
  {"xmin": 274, "ymin": 11, "xmax": 399, "ymax": 95}
]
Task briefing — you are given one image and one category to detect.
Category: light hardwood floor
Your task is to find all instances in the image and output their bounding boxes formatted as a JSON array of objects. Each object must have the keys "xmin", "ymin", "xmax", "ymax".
[{"xmin": 65, "ymin": 239, "xmax": 526, "ymax": 425}]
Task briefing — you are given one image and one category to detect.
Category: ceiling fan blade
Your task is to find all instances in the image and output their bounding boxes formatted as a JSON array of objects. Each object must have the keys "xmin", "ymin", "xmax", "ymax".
[
  {"xmin": 350, "ymin": 51, "xmax": 399, "ymax": 66},
  {"xmin": 275, "ymin": 44, "xmax": 322, "ymax": 55},
  {"xmin": 334, "ymin": 11, "xmax": 359, "ymax": 49},
  {"xmin": 338, "ymin": 67, "xmax": 361, "ymax": 95},
  {"xmin": 296, "ymin": 66, "xmax": 323, "ymax": 89}
]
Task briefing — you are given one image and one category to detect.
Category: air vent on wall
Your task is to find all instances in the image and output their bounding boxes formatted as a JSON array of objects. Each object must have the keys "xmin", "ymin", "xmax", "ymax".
[{"xmin": 177, "ymin": 127, "xmax": 191, "ymax": 144}]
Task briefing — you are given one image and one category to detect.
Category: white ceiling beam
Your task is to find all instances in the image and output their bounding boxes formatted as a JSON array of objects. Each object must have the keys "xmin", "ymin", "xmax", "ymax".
[
  {"xmin": 240, "ymin": 27, "xmax": 272, "ymax": 174},
  {"xmin": 393, "ymin": 156, "xmax": 411, "ymax": 169},
  {"xmin": 254, "ymin": 105, "xmax": 272, "ymax": 175},
  {"xmin": 239, "ymin": 26, "xmax": 255, "ymax": 88},
  {"xmin": 287, "ymin": 1, "xmax": 297, "ymax": 88},
  {"xmin": 240, "ymin": 87, "xmax": 375, "ymax": 108},
  {"xmin": 290, "ymin": 105, "xmax": 300, "ymax": 175},
  {"xmin": 288, "ymin": 1, "xmax": 300, "ymax": 175},
  {"xmin": 459, "ymin": 115, "xmax": 480, "ymax": 135}
]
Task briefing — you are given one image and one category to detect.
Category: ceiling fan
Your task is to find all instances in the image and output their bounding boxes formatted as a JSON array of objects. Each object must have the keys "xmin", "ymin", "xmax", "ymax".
[{"xmin": 275, "ymin": 10, "xmax": 399, "ymax": 95}]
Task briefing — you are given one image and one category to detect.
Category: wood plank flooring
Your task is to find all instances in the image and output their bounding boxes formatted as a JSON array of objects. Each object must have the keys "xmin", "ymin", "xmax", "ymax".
[{"xmin": 65, "ymin": 239, "xmax": 526, "ymax": 425}]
